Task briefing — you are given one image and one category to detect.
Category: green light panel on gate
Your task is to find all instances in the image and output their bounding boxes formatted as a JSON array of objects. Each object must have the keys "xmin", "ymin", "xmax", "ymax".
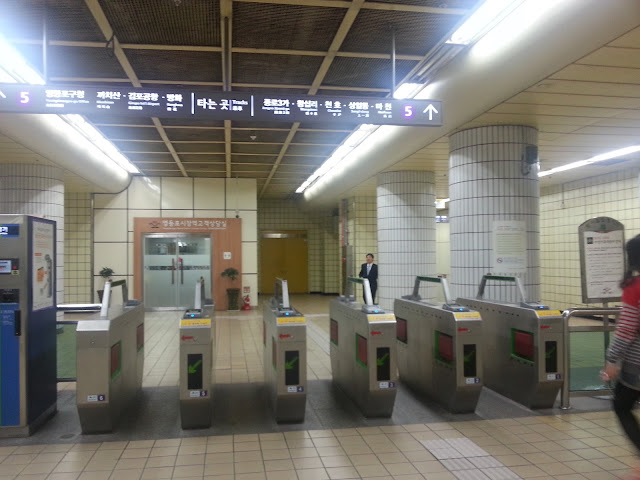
[
  {"xmin": 545, "ymin": 341, "xmax": 557, "ymax": 372},
  {"xmin": 376, "ymin": 347, "xmax": 390, "ymax": 381},
  {"xmin": 285, "ymin": 350, "xmax": 300, "ymax": 386},
  {"xmin": 187, "ymin": 353, "xmax": 203, "ymax": 390},
  {"xmin": 463, "ymin": 344, "xmax": 477, "ymax": 377}
]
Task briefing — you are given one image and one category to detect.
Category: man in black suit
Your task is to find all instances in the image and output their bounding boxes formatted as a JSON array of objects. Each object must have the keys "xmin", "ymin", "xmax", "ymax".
[{"xmin": 358, "ymin": 253, "xmax": 378, "ymax": 303}]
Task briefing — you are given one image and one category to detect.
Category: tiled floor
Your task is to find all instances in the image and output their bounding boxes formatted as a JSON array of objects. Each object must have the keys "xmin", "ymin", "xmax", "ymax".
[{"xmin": 2, "ymin": 295, "xmax": 638, "ymax": 479}]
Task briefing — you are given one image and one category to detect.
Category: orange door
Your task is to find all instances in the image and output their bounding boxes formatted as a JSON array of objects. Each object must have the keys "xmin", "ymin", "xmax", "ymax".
[{"xmin": 260, "ymin": 232, "xmax": 308, "ymax": 294}]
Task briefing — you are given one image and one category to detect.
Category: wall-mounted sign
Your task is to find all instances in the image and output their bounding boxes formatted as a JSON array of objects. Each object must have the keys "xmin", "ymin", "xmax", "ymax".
[
  {"xmin": 579, "ymin": 217, "xmax": 624, "ymax": 303},
  {"xmin": 492, "ymin": 221, "xmax": 527, "ymax": 274},
  {"xmin": 0, "ymin": 83, "xmax": 443, "ymax": 127}
]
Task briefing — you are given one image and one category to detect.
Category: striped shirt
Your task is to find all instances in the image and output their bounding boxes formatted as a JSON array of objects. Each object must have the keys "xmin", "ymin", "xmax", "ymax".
[{"xmin": 607, "ymin": 277, "xmax": 640, "ymax": 388}]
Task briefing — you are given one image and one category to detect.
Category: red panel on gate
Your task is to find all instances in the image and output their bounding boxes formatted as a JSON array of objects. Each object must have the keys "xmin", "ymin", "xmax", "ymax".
[
  {"xmin": 396, "ymin": 318, "xmax": 407, "ymax": 344},
  {"xmin": 330, "ymin": 319, "xmax": 338, "ymax": 345},
  {"xmin": 514, "ymin": 331, "xmax": 535, "ymax": 360},
  {"xmin": 357, "ymin": 335, "xmax": 367, "ymax": 366},
  {"xmin": 437, "ymin": 333, "xmax": 454, "ymax": 363}
]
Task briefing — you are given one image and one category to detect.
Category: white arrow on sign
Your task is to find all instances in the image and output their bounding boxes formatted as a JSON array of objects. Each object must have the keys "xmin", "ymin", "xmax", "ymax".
[
  {"xmin": 0, "ymin": 91, "xmax": 5, "ymax": 99},
  {"xmin": 423, "ymin": 104, "xmax": 438, "ymax": 120}
]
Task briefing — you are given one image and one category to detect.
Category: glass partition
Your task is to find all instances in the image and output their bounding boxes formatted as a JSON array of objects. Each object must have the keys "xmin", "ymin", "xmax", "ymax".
[{"xmin": 57, "ymin": 321, "xmax": 78, "ymax": 381}]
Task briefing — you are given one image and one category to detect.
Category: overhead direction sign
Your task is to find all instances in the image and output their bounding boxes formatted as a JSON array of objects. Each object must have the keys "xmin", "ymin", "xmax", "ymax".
[{"xmin": 0, "ymin": 83, "xmax": 443, "ymax": 127}]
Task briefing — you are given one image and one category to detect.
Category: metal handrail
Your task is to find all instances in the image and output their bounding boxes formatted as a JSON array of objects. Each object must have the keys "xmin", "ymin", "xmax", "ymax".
[{"xmin": 560, "ymin": 307, "xmax": 621, "ymax": 409}]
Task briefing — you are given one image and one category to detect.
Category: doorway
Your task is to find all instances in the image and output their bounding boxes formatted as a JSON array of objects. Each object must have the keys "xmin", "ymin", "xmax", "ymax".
[
  {"xmin": 143, "ymin": 233, "xmax": 212, "ymax": 310},
  {"xmin": 260, "ymin": 231, "xmax": 308, "ymax": 294}
]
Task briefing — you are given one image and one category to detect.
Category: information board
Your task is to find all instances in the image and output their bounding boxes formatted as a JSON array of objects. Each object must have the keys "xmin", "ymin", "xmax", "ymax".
[
  {"xmin": 578, "ymin": 217, "xmax": 625, "ymax": 303},
  {"xmin": 0, "ymin": 83, "xmax": 443, "ymax": 127}
]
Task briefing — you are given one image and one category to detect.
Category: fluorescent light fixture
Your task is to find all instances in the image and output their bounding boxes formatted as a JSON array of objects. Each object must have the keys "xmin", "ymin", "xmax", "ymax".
[
  {"xmin": 446, "ymin": 0, "xmax": 523, "ymax": 45},
  {"xmin": 393, "ymin": 83, "xmax": 422, "ymax": 99},
  {"xmin": 0, "ymin": 32, "xmax": 139, "ymax": 175},
  {"xmin": 63, "ymin": 115, "xmax": 139, "ymax": 173},
  {"xmin": 296, "ymin": 124, "xmax": 379, "ymax": 194},
  {"xmin": 0, "ymin": 34, "xmax": 45, "ymax": 84},
  {"xmin": 538, "ymin": 145, "xmax": 640, "ymax": 177},
  {"xmin": 435, "ymin": 198, "xmax": 450, "ymax": 210}
]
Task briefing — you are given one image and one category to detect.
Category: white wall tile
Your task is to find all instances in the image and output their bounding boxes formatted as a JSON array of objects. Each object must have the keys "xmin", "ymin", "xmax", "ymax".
[
  {"xmin": 94, "ymin": 209, "xmax": 128, "ymax": 242},
  {"xmin": 162, "ymin": 210, "xmax": 192, "ymax": 218},
  {"xmin": 195, "ymin": 209, "xmax": 226, "ymax": 218},
  {"xmin": 94, "ymin": 190, "xmax": 127, "ymax": 209},
  {"xmin": 94, "ymin": 242, "xmax": 128, "ymax": 278},
  {"xmin": 128, "ymin": 209, "xmax": 161, "ymax": 232},
  {"xmin": 242, "ymin": 241, "xmax": 258, "ymax": 274},
  {"xmin": 226, "ymin": 178, "xmax": 257, "ymax": 210},
  {"xmin": 194, "ymin": 178, "xmax": 225, "ymax": 210},
  {"xmin": 128, "ymin": 176, "xmax": 161, "ymax": 209},
  {"xmin": 161, "ymin": 177, "xmax": 193, "ymax": 210},
  {"xmin": 237, "ymin": 210, "xmax": 258, "ymax": 242}
]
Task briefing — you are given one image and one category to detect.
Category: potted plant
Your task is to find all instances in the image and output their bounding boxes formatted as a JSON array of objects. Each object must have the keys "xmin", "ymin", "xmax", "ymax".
[
  {"xmin": 221, "ymin": 267, "xmax": 240, "ymax": 310},
  {"xmin": 97, "ymin": 267, "xmax": 114, "ymax": 302}
]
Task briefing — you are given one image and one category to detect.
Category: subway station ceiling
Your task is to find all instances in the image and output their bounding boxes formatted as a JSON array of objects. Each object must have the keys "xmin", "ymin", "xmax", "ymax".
[{"xmin": 0, "ymin": 0, "xmax": 639, "ymax": 201}]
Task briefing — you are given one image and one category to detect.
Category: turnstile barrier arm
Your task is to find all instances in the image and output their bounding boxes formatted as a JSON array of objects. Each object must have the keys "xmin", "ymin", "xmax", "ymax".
[
  {"xmin": 194, "ymin": 277, "xmax": 206, "ymax": 310},
  {"xmin": 100, "ymin": 279, "xmax": 129, "ymax": 317},
  {"xmin": 405, "ymin": 276, "xmax": 453, "ymax": 304},
  {"xmin": 346, "ymin": 276, "xmax": 373, "ymax": 305},
  {"xmin": 560, "ymin": 307, "xmax": 621, "ymax": 410},
  {"xmin": 274, "ymin": 278, "xmax": 291, "ymax": 310},
  {"xmin": 476, "ymin": 274, "xmax": 527, "ymax": 303}
]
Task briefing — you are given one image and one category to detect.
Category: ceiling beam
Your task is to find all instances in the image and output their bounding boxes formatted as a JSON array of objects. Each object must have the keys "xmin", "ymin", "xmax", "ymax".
[
  {"xmin": 233, "ymin": 0, "xmax": 467, "ymax": 15},
  {"xmin": 14, "ymin": 38, "xmax": 423, "ymax": 60},
  {"xmin": 51, "ymin": 77, "xmax": 389, "ymax": 92},
  {"xmin": 83, "ymin": 0, "xmax": 187, "ymax": 177},
  {"xmin": 221, "ymin": 0, "xmax": 233, "ymax": 178},
  {"xmin": 259, "ymin": 0, "xmax": 366, "ymax": 197}
]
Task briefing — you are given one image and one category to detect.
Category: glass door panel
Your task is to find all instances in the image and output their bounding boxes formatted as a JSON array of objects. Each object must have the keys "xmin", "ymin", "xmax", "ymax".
[
  {"xmin": 177, "ymin": 235, "xmax": 211, "ymax": 309},
  {"xmin": 144, "ymin": 236, "xmax": 178, "ymax": 309},
  {"xmin": 143, "ymin": 234, "xmax": 212, "ymax": 310}
]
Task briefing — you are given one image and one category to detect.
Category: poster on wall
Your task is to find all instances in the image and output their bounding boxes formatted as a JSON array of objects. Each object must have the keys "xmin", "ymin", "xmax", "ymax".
[
  {"xmin": 579, "ymin": 217, "xmax": 624, "ymax": 303},
  {"xmin": 492, "ymin": 220, "xmax": 527, "ymax": 274},
  {"xmin": 31, "ymin": 219, "xmax": 55, "ymax": 311}
]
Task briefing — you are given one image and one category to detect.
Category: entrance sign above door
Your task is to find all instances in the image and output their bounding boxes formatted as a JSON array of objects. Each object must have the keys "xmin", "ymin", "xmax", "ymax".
[{"xmin": 0, "ymin": 83, "xmax": 443, "ymax": 127}]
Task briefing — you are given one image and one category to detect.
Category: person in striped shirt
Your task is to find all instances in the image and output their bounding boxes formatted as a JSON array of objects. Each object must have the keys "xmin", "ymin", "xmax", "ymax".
[{"xmin": 605, "ymin": 234, "xmax": 640, "ymax": 464}]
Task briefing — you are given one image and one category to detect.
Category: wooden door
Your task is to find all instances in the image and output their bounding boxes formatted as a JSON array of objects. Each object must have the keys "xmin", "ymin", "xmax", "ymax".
[{"xmin": 260, "ymin": 231, "xmax": 308, "ymax": 294}]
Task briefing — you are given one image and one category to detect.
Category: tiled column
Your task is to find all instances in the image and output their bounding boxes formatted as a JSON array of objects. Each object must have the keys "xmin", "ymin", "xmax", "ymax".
[
  {"xmin": 0, "ymin": 164, "xmax": 65, "ymax": 317},
  {"xmin": 449, "ymin": 125, "xmax": 540, "ymax": 302},
  {"xmin": 377, "ymin": 171, "xmax": 436, "ymax": 311}
]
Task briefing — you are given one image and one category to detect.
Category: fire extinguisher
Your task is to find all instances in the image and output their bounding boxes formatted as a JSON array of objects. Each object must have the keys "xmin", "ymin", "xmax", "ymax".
[{"xmin": 242, "ymin": 294, "xmax": 251, "ymax": 310}]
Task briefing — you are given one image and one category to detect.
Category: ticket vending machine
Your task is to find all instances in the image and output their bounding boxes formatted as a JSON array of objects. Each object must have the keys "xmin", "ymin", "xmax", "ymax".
[{"xmin": 0, "ymin": 215, "xmax": 57, "ymax": 437}]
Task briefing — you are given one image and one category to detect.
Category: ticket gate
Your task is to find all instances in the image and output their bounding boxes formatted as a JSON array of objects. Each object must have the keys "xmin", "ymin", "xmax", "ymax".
[
  {"xmin": 330, "ymin": 277, "xmax": 397, "ymax": 417},
  {"xmin": 0, "ymin": 215, "xmax": 57, "ymax": 437},
  {"xmin": 76, "ymin": 280, "xmax": 145, "ymax": 433},
  {"xmin": 394, "ymin": 276, "xmax": 484, "ymax": 413},
  {"xmin": 179, "ymin": 295, "xmax": 214, "ymax": 429},
  {"xmin": 458, "ymin": 275, "xmax": 564, "ymax": 409},
  {"xmin": 263, "ymin": 278, "xmax": 306, "ymax": 422}
]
